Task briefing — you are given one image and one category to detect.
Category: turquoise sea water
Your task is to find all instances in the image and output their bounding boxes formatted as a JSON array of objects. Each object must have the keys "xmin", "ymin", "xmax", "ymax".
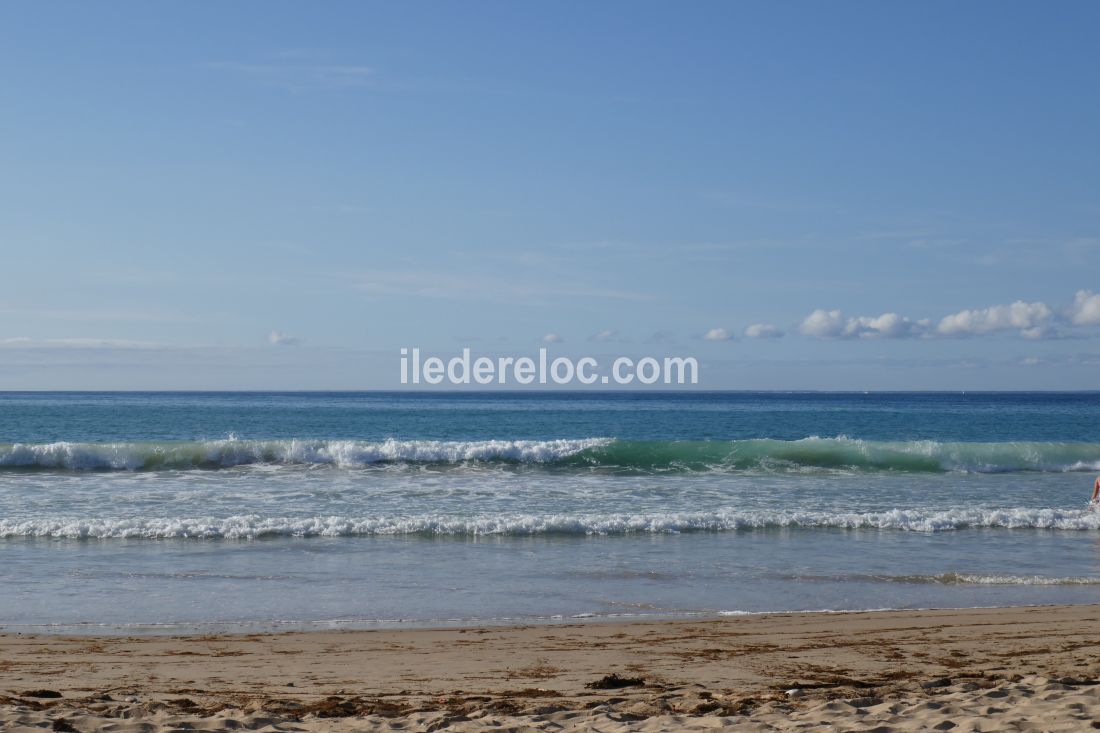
[{"xmin": 1, "ymin": 391, "xmax": 1099, "ymax": 633}]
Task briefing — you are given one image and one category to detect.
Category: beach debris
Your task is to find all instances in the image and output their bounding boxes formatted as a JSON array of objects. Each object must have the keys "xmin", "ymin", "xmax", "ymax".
[
  {"xmin": 499, "ymin": 688, "xmax": 561, "ymax": 698},
  {"xmin": 21, "ymin": 690, "xmax": 62, "ymax": 699},
  {"xmin": 484, "ymin": 699, "xmax": 520, "ymax": 715},
  {"xmin": 691, "ymin": 700, "xmax": 723, "ymax": 714},
  {"xmin": 585, "ymin": 673, "xmax": 645, "ymax": 690},
  {"xmin": 308, "ymin": 696, "xmax": 358, "ymax": 718},
  {"xmin": 785, "ymin": 688, "xmax": 804, "ymax": 698},
  {"xmin": 168, "ymin": 698, "xmax": 199, "ymax": 710},
  {"xmin": 258, "ymin": 696, "xmax": 408, "ymax": 719},
  {"xmin": 50, "ymin": 720, "xmax": 78, "ymax": 733},
  {"xmin": 1056, "ymin": 676, "xmax": 1100, "ymax": 686}
]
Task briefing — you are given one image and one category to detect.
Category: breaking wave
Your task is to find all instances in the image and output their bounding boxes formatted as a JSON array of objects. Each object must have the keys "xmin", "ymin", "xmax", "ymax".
[
  {"xmin": 3, "ymin": 507, "xmax": 1099, "ymax": 539},
  {"xmin": 786, "ymin": 571, "xmax": 1100, "ymax": 585},
  {"xmin": 883, "ymin": 572, "xmax": 1100, "ymax": 585},
  {"xmin": 0, "ymin": 438, "xmax": 609, "ymax": 471},
  {"xmin": 1, "ymin": 436, "xmax": 1099, "ymax": 473}
]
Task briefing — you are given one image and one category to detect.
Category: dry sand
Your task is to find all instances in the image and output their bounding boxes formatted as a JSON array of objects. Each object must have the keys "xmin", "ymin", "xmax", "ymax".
[{"xmin": 3, "ymin": 605, "xmax": 1100, "ymax": 731}]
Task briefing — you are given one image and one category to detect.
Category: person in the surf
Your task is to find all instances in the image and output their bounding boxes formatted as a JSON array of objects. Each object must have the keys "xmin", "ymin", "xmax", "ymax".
[{"xmin": 1092, "ymin": 476, "xmax": 1100, "ymax": 508}]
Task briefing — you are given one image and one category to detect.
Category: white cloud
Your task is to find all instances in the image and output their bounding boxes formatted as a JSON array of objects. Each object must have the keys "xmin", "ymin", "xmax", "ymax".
[
  {"xmin": 799, "ymin": 310, "xmax": 929, "ymax": 339},
  {"xmin": 1020, "ymin": 325, "xmax": 1057, "ymax": 340},
  {"xmin": 1069, "ymin": 289, "xmax": 1100, "ymax": 326},
  {"xmin": 744, "ymin": 323, "xmax": 784, "ymax": 339},
  {"xmin": 796, "ymin": 291, "xmax": 1100, "ymax": 342},
  {"xmin": 588, "ymin": 329, "xmax": 619, "ymax": 343},
  {"xmin": 542, "ymin": 333, "xmax": 563, "ymax": 344},
  {"xmin": 937, "ymin": 300, "xmax": 1053, "ymax": 338},
  {"xmin": 269, "ymin": 330, "xmax": 300, "ymax": 346},
  {"xmin": 703, "ymin": 328, "xmax": 734, "ymax": 342},
  {"xmin": 853, "ymin": 313, "xmax": 931, "ymax": 339},
  {"xmin": 799, "ymin": 309, "xmax": 846, "ymax": 338}
]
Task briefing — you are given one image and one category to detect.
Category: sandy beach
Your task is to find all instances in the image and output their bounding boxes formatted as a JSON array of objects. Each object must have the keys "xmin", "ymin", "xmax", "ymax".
[{"xmin": 2, "ymin": 605, "xmax": 1099, "ymax": 731}]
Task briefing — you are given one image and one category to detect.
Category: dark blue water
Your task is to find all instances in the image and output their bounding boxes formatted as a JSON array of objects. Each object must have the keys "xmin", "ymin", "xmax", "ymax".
[{"xmin": 2, "ymin": 391, "xmax": 1098, "ymax": 443}]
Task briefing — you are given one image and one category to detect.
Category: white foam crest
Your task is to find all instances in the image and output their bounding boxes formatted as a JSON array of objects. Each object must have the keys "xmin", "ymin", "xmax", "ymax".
[
  {"xmin": 3, "ymin": 506, "xmax": 1099, "ymax": 539},
  {"xmin": 0, "ymin": 442, "xmax": 147, "ymax": 471},
  {"xmin": 942, "ymin": 573, "xmax": 1100, "ymax": 585},
  {"xmin": 795, "ymin": 571, "xmax": 1100, "ymax": 585},
  {"xmin": 0, "ymin": 438, "xmax": 610, "ymax": 470},
  {"xmin": 281, "ymin": 438, "xmax": 610, "ymax": 466}
]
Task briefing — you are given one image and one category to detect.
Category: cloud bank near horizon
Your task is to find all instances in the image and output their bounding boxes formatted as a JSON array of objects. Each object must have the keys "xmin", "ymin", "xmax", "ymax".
[{"xmin": 797, "ymin": 290, "xmax": 1099, "ymax": 342}]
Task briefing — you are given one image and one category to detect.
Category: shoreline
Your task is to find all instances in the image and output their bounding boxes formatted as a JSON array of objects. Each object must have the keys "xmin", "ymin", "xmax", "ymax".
[
  {"xmin": 4, "ymin": 604, "xmax": 1100, "ymax": 731},
  {"xmin": 0, "ymin": 601, "xmax": 1088, "ymax": 638}
]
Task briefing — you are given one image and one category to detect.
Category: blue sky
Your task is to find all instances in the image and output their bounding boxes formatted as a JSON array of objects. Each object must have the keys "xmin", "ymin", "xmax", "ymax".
[{"xmin": 1, "ymin": 1, "xmax": 1098, "ymax": 389}]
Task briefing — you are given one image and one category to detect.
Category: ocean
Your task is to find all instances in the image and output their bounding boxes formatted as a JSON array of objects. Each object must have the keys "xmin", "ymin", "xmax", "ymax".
[{"xmin": 2, "ymin": 391, "xmax": 1099, "ymax": 633}]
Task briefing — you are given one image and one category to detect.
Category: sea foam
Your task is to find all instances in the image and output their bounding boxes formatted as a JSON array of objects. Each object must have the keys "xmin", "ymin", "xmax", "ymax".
[{"xmin": 3, "ymin": 507, "xmax": 1099, "ymax": 539}]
